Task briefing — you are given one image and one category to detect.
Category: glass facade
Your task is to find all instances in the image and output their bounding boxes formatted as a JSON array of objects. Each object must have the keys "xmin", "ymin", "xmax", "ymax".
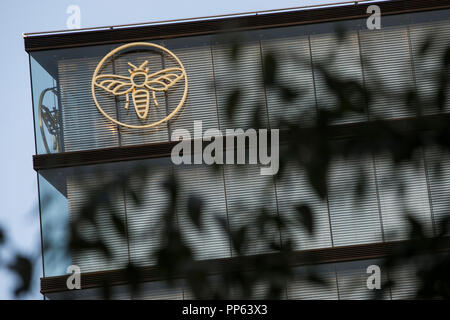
[
  {"xmin": 29, "ymin": 7, "xmax": 450, "ymax": 299},
  {"xmin": 29, "ymin": 10, "xmax": 450, "ymax": 155}
]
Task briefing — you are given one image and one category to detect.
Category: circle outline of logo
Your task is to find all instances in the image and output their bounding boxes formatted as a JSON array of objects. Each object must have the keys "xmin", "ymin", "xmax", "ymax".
[{"xmin": 91, "ymin": 42, "xmax": 188, "ymax": 129}]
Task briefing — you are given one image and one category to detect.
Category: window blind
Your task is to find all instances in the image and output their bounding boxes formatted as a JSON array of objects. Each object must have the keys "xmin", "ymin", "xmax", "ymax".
[
  {"xmin": 327, "ymin": 154, "xmax": 382, "ymax": 246},
  {"xmin": 261, "ymin": 35, "xmax": 317, "ymax": 128},
  {"xmin": 67, "ymin": 173, "xmax": 129, "ymax": 273},
  {"xmin": 174, "ymin": 165, "xmax": 231, "ymax": 260},
  {"xmin": 275, "ymin": 162, "xmax": 332, "ymax": 250},
  {"xmin": 389, "ymin": 263, "xmax": 420, "ymax": 300},
  {"xmin": 310, "ymin": 29, "xmax": 366, "ymax": 124},
  {"xmin": 136, "ymin": 280, "xmax": 184, "ymax": 300},
  {"xmin": 359, "ymin": 26, "xmax": 416, "ymax": 119},
  {"xmin": 287, "ymin": 264, "xmax": 339, "ymax": 300},
  {"xmin": 424, "ymin": 147, "xmax": 450, "ymax": 234},
  {"xmin": 222, "ymin": 165, "xmax": 279, "ymax": 256},
  {"xmin": 165, "ymin": 40, "xmax": 220, "ymax": 136},
  {"xmin": 212, "ymin": 41, "xmax": 269, "ymax": 130},
  {"xmin": 59, "ymin": 56, "xmax": 120, "ymax": 152},
  {"xmin": 409, "ymin": 20, "xmax": 450, "ymax": 115},
  {"xmin": 126, "ymin": 168, "xmax": 171, "ymax": 267},
  {"xmin": 374, "ymin": 152, "xmax": 433, "ymax": 241}
]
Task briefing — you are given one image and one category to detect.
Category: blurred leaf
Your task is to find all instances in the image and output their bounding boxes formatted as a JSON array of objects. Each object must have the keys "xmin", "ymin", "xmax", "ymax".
[
  {"xmin": 419, "ymin": 36, "xmax": 433, "ymax": 57},
  {"xmin": 295, "ymin": 204, "xmax": 314, "ymax": 235},
  {"xmin": 406, "ymin": 90, "xmax": 420, "ymax": 115},
  {"xmin": 355, "ymin": 166, "xmax": 367, "ymax": 197},
  {"xmin": 231, "ymin": 41, "xmax": 240, "ymax": 61},
  {"xmin": 69, "ymin": 223, "xmax": 111, "ymax": 258},
  {"xmin": 186, "ymin": 266, "xmax": 211, "ymax": 299},
  {"xmin": 127, "ymin": 187, "xmax": 141, "ymax": 206},
  {"xmin": 80, "ymin": 203, "xmax": 96, "ymax": 224},
  {"xmin": 263, "ymin": 52, "xmax": 277, "ymax": 86},
  {"xmin": 416, "ymin": 254, "xmax": 450, "ymax": 299},
  {"xmin": 0, "ymin": 227, "xmax": 4, "ymax": 245},
  {"xmin": 155, "ymin": 237, "xmax": 192, "ymax": 280},
  {"xmin": 251, "ymin": 103, "xmax": 265, "ymax": 129},
  {"xmin": 163, "ymin": 175, "xmax": 178, "ymax": 201},
  {"xmin": 305, "ymin": 155, "xmax": 329, "ymax": 200},
  {"xmin": 111, "ymin": 212, "xmax": 126, "ymax": 236},
  {"xmin": 101, "ymin": 278, "xmax": 112, "ymax": 300},
  {"xmin": 215, "ymin": 215, "xmax": 229, "ymax": 233},
  {"xmin": 306, "ymin": 271, "xmax": 329, "ymax": 287},
  {"xmin": 8, "ymin": 255, "xmax": 32, "ymax": 297},
  {"xmin": 437, "ymin": 215, "xmax": 450, "ymax": 237},
  {"xmin": 406, "ymin": 214, "xmax": 425, "ymax": 239},
  {"xmin": 279, "ymin": 85, "xmax": 297, "ymax": 102},
  {"xmin": 444, "ymin": 47, "xmax": 450, "ymax": 68},
  {"xmin": 226, "ymin": 89, "xmax": 241, "ymax": 119},
  {"xmin": 335, "ymin": 25, "xmax": 348, "ymax": 43},
  {"xmin": 231, "ymin": 226, "xmax": 248, "ymax": 255},
  {"xmin": 187, "ymin": 195, "xmax": 203, "ymax": 229},
  {"xmin": 269, "ymin": 240, "xmax": 283, "ymax": 251},
  {"xmin": 125, "ymin": 263, "xmax": 141, "ymax": 296}
]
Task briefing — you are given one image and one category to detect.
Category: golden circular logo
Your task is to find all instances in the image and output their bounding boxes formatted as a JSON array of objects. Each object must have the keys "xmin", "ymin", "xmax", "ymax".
[{"xmin": 91, "ymin": 42, "xmax": 188, "ymax": 129}]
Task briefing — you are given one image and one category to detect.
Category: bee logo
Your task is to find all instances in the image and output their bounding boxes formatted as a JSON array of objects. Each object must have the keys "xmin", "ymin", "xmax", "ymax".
[{"xmin": 92, "ymin": 42, "xmax": 188, "ymax": 129}]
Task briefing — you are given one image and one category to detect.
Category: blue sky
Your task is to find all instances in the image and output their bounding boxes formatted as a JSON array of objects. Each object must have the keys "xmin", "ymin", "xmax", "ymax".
[{"xmin": 0, "ymin": 0, "xmax": 355, "ymax": 299}]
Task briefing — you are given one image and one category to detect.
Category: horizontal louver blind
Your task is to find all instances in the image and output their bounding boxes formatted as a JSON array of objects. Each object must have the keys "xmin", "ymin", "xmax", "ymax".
[
  {"xmin": 126, "ymin": 168, "xmax": 171, "ymax": 267},
  {"xmin": 212, "ymin": 41, "xmax": 269, "ymax": 130},
  {"xmin": 251, "ymin": 281, "xmax": 288, "ymax": 299},
  {"xmin": 136, "ymin": 280, "xmax": 184, "ymax": 300},
  {"xmin": 174, "ymin": 165, "xmax": 231, "ymax": 260},
  {"xmin": 222, "ymin": 165, "xmax": 279, "ymax": 256},
  {"xmin": 166, "ymin": 42, "xmax": 219, "ymax": 136},
  {"xmin": 327, "ymin": 155, "xmax": 383, "ymax": 246},
  {"xmin": 287, "ymin": 264, "xmax": 338, "ymax": 300},
  {"xmin": 424, "ymin": 147, "xmax": 450, "ymax": 234},
  {"xmin": 310, "ymin": 31, "xmax": 366, "ymax": 124},
  {"xmin": 275, "ymin": 162, "xmax": 332, "ymax": 250},
  {"xmin": 67, "ymin": 173, "xmax": 129, "ymax": 273},
  {"xmin": 374, "ymin": 152, "xmax": 433, "ymax": 241},
  {"xmin": 359, "ymin": 26, "xmax": 415, "ymax": 119},
  {"xmin": 261, "ymin": 36, "xmax": 317, "ymax": 128},
  {"xmin": 52, "ymin": 285, "xmax": 132, "ymax": 300},
  {"xmin": 59, "ymin": 57, "xmax": 120, "ymax": 152},
  {"xmin": 390, "ymin": 263, "xmax": 420, "ymax": 299},
  {"xmin": 409, "ymin": 20, "xmax": 450, "ymax": 115},
  {"xmin": 182, "ymin": 276, "xmax": 223, "ymax": 299}
]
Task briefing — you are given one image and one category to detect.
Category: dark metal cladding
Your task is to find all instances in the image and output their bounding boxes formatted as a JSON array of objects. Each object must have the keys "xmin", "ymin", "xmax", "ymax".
[{"xmin": 33, "ymin": 113, "xmax": 450, "ymax": 171}]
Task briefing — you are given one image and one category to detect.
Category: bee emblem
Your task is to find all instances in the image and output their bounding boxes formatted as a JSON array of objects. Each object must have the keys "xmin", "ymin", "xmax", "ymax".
[
  {"xmin": 92, "ymin": 42, "xmax": 188, "ymax": 129},
  {"xmin": 94, "ymin": 60, "xmax": 184, "ymax": 120}
]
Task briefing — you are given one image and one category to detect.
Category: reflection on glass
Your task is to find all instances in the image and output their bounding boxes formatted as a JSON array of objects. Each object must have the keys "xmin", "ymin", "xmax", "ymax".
[
  {"xmin": 38, "ymin": 174, "xmax": 71, "ymax": 277},
  {"xmin": 38, "ymin": 87, "xmax": 61, "ymax": 153}
]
